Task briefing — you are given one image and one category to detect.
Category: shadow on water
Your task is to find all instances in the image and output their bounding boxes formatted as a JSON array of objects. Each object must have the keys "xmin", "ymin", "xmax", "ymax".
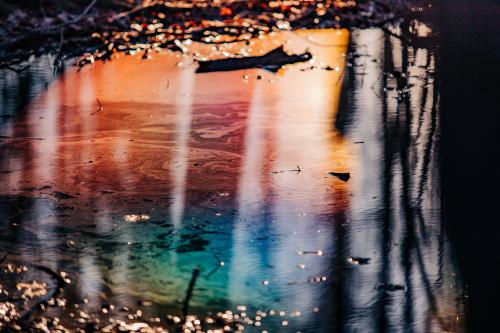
[{"xmin": 0, "ymin": 28, "xmax": 466, "ymax": 332}]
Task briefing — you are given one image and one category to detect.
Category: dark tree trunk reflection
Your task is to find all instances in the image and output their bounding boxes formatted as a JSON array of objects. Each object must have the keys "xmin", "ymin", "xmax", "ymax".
[{"xmin": 325, "ymin": 29, "xmax": 465, "ymax": 333}]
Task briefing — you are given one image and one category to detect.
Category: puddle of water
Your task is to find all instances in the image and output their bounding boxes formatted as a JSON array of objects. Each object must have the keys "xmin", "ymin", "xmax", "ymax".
[{"xmin": 0, "ymin": 29, "xmax": 465, "ymax": 332}]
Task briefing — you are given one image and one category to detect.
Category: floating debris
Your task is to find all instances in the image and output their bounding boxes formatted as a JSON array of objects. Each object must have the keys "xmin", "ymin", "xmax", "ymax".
[
  {"xmin": 329, "ymin": 171, "xmax": 351, "ymax": 182},
  {"xmin": 139, "ymin": 300, "xmax": 153, "ymax": 307},
  {"xmin": 90, "ymin": 98, "xmax": 104, "ymax": 116},
  {"xmin": 270, "ymin": 165, "xmax": 301, "ymax": 174},
  {"xmin": 123, "ymin": 214, "xmax": 150, "ymax": 223},
  {"xmin": 297, "ymin": 250, "xmax": 324, "ymax": 256},
  {"xmin": 310, "ymin": 276, "xmax": 327, "ymax": 283},
  {"xmin": 16, "ymin": 281, "xmax": 48, "ymax": 299},
  {"xmin": 196, "ymin": 46, "xmax": 312, "ymax": 73},
  {"xmin": 347, "ymin": 257, "xmax": 371, "ymax": 265},
  {"xmin": 376, "ymin": 283, "xmax": 407, "ymax": 292},
  {"xmin": 288, "ymin": 276, "xmax": 328, "ymax": 285},
  {"xmin": 53, "ymin": 191, "xmax": 75, "ymax": 199}
]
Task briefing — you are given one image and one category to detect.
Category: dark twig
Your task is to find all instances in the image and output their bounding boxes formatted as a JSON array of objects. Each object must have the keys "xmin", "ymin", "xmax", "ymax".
[
  {"xmin": 91, "ymin": 98, "xmax": 104, "ymax": 115},
  {"xmin": 72, "ymin": 0, "xmax": 99, "ymax": 24},
  {"xmin": 22, "ymin": 0, "xmax": 100, "ymax": 35},
  {"xmin": 53, "ymin": 28, "xmax": 65, "ymax": 73},
  {"xmin": 20, "ymin": 265, "xmax": 67, "ymax": 321},
  {"xmin": 182, "ymin": 267, "xmax": 200, "ymax": 319},
  {"xmin": 205, "ymin": 252, "xmax": 224, "ymax": 278},
  {"xmin": 107, "ymin": 3, "xmax": 152, "ymax": 23}
]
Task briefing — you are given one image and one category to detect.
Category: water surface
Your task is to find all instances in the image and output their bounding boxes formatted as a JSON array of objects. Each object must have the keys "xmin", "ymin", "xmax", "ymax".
[{"xmin": 0, "ymin": 29, "xmax": 465, "ymax": 332}]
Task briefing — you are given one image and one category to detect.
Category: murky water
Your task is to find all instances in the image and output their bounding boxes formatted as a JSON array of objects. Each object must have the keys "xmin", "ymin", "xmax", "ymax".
[{"xmin": 0, "ymin": 29, "xmax": 465, "ymax": 332}]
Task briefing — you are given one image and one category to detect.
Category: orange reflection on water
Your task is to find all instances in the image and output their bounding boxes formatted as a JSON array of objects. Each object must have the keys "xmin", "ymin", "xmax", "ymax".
[
  {"xmin": 0, "ymin": 29, "xmax": 352, "ymax": 212},
  {"xmin": 0, "ymin": 29, "xmax": 352, "ymax": 312}
]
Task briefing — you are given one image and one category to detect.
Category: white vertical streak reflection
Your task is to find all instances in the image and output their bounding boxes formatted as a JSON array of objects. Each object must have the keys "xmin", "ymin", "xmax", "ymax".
[
  {"xmin": 78, "ymin": 69, "xmax": 96, "ymax": 167},
  {"xmin": 345, "ymin": 28, "xmax": 385, "ymax": 332},
  {"xmin": 229, "ymin": 83, "xmax": 266, "ymax": 304},
  {"xmin": 170, "ymin": 68, "xmax": 195, "ymax": 227},
  {"xmin": 269, "ymin": 68, "xmax": 334, "ymax": 322},
  {"xmin": 29, "ymin": 82, "xmax": 61, "ymax": 266}
]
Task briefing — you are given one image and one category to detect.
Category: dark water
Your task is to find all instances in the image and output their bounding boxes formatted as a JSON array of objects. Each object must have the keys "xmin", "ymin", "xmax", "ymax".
[
  {"xmin": 0, "ymin": 28, "xmax": 466, "ymax": 332},
  {"xmin": 439, "ymin": 1, "xmax": 500, "ymax": 332}
]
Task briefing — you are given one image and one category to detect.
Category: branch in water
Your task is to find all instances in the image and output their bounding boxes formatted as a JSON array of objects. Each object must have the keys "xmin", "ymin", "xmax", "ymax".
[
  {"xmin": 182, "ymin": 267, "xmax": 200, "ymax": 319},
  {"xmin": 196, "ymin": 46, "xmax": 312, "ymax": 73}
]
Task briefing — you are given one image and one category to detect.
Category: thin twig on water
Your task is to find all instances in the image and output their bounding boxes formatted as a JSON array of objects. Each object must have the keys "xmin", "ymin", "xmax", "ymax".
[
  {"xmin": 20, "ymin": 265, "xmax": 67, "ymax": 321},
  {"xmin": 182, "ymin": 267, "xmax": 200, "ymax": 319},
  {"xmin": 206, "ymin": 252, "xmax": 224, "ymax": 278},
  {"xmin": 91, "ymin": 98, "xmax": 104, "ymax": 115}
]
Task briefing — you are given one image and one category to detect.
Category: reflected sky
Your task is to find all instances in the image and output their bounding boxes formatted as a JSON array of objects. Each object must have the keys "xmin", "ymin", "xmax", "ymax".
[{"xmin": 0, "ymin": 29, "xmax": 465, "ymax": 332}]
